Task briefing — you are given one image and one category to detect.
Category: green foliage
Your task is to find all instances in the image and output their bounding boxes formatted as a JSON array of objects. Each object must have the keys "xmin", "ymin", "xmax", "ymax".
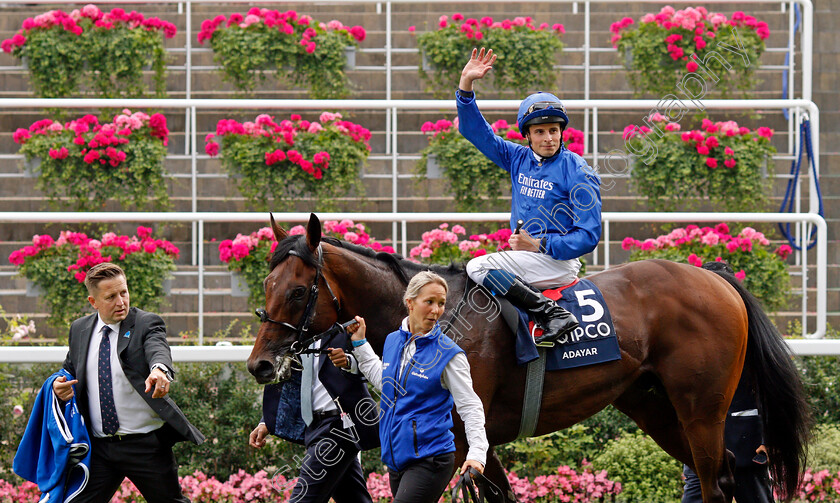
[
  {"xmin": 416, "ymin": 119, "xmax": 514, "ymax": 212},
  {"xmin": 498, "ymin": 425, "xmax": 597, "ymax": 478},
  {"xmin": 625, "ymin": 118, "xmax": 776, "ymax": 213},
  {"xmin": 592, "ymin": 431, "xmax": 683, "ymax": 503},
  {"xmin": 11, "ymin": 227, "xmax": 177, "ymax": 330},
  {"xmin": 6, "ymin": 9, "xmax": 171, "ymax": 98},
  {"xmin": 17, "ymin": 112, "xmax": 170, "ymax": 211},
  {"xmin": 417, "ymin": 15, "xmax": 564, "ymax": 98},
  {"xmin": 807, "ymin": 424, "xmax": 840, "ymax": 473},
  {"xmin": 83, "ymin": 25, "xmax": 168, "ymax": 98},
  {"xmin": 170, "ymin": 362, "xmax": 305, "ymax": 479},
  {"xmin": 203, "ymin": 11, "xmax": 362, "ymax": 98},
  {"xmin": 792, "ymin": 322, "xmax": 840, "ymax": 425},
  {"xmin": 579, "ymin": 405, "xmax": 641, "ymax": 449},
  {"xmin": 624, "ymin": 223, "xmax": 791, "ymax": 312},
  {"xmin": 210, "ymin": 114, "xmax": 369, "ymax": 211},
  {"xmin": 613, "ymin": 8, "xmax": 766, "ymax": 98}
]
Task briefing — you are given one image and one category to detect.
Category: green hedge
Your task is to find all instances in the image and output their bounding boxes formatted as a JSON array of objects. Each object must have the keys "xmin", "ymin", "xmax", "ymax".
[{"xmin": 592, "ymin": 431, "xmax": 683, "ymax": 502}]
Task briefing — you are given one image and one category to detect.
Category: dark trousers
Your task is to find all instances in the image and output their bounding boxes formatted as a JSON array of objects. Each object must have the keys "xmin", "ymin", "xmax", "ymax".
[
  {"xmin": 389, "ymin": 453, "xmax": 456, "ymax": 503},
  {"xmin": 288, "ymin": 416, "xmax": 372, "ymax": 503},
  {"xmin": 75, "ymin": 431, "xmax": 188, "ymax": 503},
  {"xmin": 682, "ymin": 464, "xmax": 774, "ymax": 503}
]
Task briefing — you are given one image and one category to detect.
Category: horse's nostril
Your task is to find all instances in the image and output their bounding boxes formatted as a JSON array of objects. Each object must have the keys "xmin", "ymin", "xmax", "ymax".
[{"xmin": 252, "ymin": 360, "xmax": 275, "ymax": 379}]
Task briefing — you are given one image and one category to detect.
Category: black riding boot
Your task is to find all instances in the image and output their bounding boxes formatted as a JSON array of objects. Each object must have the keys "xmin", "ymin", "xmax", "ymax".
[{"xmin": 505, "ymin": 278, "xmax": 579, "ymax": 344}]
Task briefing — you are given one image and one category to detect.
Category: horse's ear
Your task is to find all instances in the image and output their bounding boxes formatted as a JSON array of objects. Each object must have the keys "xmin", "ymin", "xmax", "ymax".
[
  {"xmin": 270, "ymin": 213, "xmax": 288, "ymax": 242},
  {"xmin": 305, "ymin": 213, "xmax": 322, "ymax": 251}
]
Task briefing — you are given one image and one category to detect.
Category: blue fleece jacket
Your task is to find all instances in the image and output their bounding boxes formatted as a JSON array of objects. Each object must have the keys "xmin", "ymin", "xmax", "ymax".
[{"xmin": 14, "ymin": 369, "xmax": 91, "ymax": 503}]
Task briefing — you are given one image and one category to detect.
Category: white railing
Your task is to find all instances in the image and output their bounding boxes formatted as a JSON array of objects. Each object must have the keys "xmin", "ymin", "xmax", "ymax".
[
  {"xmin": 0, "ymin": 211, "xmax": 826, "ymax": 340},
  {"xmin": 2, "ymin": 337, "xmax": 838, "ymax": 365}
]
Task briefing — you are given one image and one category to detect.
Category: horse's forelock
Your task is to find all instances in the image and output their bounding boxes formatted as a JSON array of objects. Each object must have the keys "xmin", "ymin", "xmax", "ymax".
[{"xmin": 268, "ymin": 235, "xmax": 319, "ymax": 271}]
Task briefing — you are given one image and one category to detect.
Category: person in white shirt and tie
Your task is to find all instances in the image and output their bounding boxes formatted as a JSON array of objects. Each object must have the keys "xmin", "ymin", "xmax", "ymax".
[
  {"xmin": 249, "ymin": 322, "xmax": 379, "ymax": 503},
  {"xmin": 52, "ymin": 262, "xmax": 204, "ymax": 503}
]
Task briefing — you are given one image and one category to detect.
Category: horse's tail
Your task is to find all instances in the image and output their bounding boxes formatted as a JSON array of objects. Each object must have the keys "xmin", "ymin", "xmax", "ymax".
[{"xmin": 706, "ymin": 264, "xmax": 812, "ymax": 500}]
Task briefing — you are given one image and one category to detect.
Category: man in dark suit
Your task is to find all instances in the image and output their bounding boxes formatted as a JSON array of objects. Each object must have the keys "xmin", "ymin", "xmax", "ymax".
[
  {"xmin": 52, "ymin": 262, "xmax": 204, "ymax": 503},
  {"xmin": 249, "ymin": 328, "xmax": 379, "ymax": 503},
  {"xmin": 682, "ymin": 372, "xmax": 774, "ymax": 503}
]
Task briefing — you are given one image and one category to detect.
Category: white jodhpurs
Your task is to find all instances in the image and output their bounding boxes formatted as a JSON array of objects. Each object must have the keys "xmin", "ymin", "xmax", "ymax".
[{"xmin": 465, "ymin": 250, "xmax": 581, "ymax": 290}]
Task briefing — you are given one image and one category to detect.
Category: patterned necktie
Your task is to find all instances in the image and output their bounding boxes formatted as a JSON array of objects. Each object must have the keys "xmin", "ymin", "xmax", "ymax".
[
  {"xmin": 300, "ymin": 350, "xmax": 314, "ymax": 426},
  {"xmin": 98, "ymin": 325, "xmax": 120, "ymax": 435}
]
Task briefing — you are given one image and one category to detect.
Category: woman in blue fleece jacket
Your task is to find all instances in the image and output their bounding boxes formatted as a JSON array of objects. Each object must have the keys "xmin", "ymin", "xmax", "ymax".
[
  {"xmin": 457, "ymin": 47, "xmax": 602, "ymax": 345},
  {"xmin": 329, "ymin": 271, "xmax": 488, "ymax": 503}
]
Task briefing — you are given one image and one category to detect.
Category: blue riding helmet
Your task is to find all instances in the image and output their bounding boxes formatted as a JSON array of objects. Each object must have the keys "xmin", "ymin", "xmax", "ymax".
[{"xmin": 517, "ymin": 92, "xmax": 569, "ymax": 135}]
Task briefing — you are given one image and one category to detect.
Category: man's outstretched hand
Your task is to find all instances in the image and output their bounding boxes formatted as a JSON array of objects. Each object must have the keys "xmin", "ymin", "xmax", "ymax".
[{"xmin": 459, "ymin": 48, "xmax": 497, "ymax": 92}]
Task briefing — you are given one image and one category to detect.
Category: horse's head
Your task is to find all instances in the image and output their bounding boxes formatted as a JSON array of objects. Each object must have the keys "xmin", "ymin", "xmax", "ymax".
[{"xmin": 247, "ymin": 213, "xmax": 343, "ymax": 384}]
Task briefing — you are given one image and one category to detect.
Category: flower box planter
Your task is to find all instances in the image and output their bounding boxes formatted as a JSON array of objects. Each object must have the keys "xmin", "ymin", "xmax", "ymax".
[
  {"xmin": 13, "ymin": 110, "xmax": 171, "ymax": 211},
  {"xmin": 197, "ymin": 9, "xmax": 365, "ymax": 98},
  {"xmin": 22, "ymin": 156, "xmax": 40, "ymax": 178},
  {"xmin": 25, "ymin": 280, "xmax": 44, "ymax": 297},
  {"xmin": 9, "ymin": 227, "xmax": 178, "ymax": 328},
  {"xmin": 623, "ymin": 116, "xmax": 776, "ymax": 212},
  {"xmin": 425, "ymin": 153, "xmax": 442, "ymax": 179},
  {"xmin": 230, "ymin": 272, "xmax": 249, "ymax": 297},
  {"xmin": 344, "ymin": 46, "xmax": 356, "ymax": 71},
  {"xmin": 416, "ymin": 14, "xmax": 565, "ymax": 98},
  {"xmin": 206, "ymin": 112, "xmax": 371, "ymax": 211},
  {"xmin": 623, "ymin": 223, "xmax": 792, "ymax": 312},
  {"xmin": 1, "ymin": 6, "xmax": 176, "ymax": 99},
  {"xmin": 611, "ymin": 7, "xmax": 769, "ymax": 98}
]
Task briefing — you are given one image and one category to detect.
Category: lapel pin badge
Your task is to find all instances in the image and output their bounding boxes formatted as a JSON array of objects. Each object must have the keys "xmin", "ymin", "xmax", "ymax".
[{"xmin": 123, "ymin": 331, "xmax": 131, "ymax": 338}]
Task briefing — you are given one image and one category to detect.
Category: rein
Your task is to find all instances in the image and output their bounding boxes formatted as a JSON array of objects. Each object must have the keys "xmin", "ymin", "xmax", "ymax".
[{"xmin": 255, "ymin": 244, "xmax": 343, "ymax": 355}]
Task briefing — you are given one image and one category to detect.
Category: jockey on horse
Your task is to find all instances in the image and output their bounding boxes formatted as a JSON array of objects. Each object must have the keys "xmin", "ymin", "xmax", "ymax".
[{"xmin": 457, "ymin": 47, "xmax": 602, "ymax": 344}]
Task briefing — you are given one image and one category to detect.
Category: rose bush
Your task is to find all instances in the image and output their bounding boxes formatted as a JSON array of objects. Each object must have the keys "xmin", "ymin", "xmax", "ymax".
[
  {"xmin": 408, "ymin": 222, "xmax": 512, "ymax": 265},
  {"xmin": 624, "ymin": 116, "xmax": 776, "ymax": 212},
  {"xmin": 611, "ymin": 6, "xmax": 769, "ymax": 97},
  {"xmin": 218, "ymin": 219, "xmax": 395, "ymax": 309},
  {"xmin": 205, "ymin": 112, "xmax": 370, "ymax": 211},
  {"xmin": 8, "ymin": 226, "xmax": 178, "ymax": 329},
  {"xmin": 622, "ymin": 223, "xmax": 792, "ymax": 311},
  {"xmin": 416, "ymin": 13, "xmax": 564, "ymax": 98},
  {"xmin": 418, "ymin": 117, "xmax": 585, "ymax": 212},
  {"xmin": 14, "ymin": 110, "xmax": 170, "ymax": 211},
  {"xmin": 1, "ymin": 5, "xmax": 175, "ymax": 98},
  {"xmin": 197, "ymin": 8, "xmax": 365, "ymax": 98}
]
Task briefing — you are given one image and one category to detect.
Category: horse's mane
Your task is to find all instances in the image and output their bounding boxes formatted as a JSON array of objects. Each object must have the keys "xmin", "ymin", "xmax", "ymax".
[{"xmin": 269, "ymin": 235, "xmax": 464, "ymax": 285}]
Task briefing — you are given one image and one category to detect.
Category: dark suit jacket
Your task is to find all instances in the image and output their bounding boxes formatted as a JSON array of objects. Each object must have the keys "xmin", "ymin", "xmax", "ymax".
[
  {"xmin": 62, "ymin": 307, "xmax": 204, "ymax": 445},
  {"xmin": 264, "ymin": 329, "xmax": 379, "ymax": 451}
]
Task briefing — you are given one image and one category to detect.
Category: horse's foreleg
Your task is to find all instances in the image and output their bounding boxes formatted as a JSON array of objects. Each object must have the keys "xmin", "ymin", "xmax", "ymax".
[{"xmin": 482, "ymin": 447, "xmax": 517, "ymax": 503}]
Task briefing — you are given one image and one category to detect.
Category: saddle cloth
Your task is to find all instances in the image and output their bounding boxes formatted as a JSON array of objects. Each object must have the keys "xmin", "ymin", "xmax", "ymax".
[{"xmin": 509, "ymin": 278, "xmax": 621, "ymax": 370}]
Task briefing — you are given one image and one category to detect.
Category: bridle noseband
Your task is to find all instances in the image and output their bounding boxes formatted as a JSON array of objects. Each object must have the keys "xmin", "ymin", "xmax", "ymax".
[{"xmin": 255, "ymin": 244, "xmax": 342, "ymax": 354}]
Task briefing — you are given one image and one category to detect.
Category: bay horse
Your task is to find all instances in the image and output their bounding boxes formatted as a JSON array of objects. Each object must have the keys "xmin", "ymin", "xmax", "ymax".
[{"xmin": 247, "ymin": 214, "xmax": 810, "ymax": 503}]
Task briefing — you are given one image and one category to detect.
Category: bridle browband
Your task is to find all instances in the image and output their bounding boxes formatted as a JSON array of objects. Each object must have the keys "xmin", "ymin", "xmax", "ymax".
[{"xmin": 255, "ymin": 244, "xmax": 343, "ymax": 354}]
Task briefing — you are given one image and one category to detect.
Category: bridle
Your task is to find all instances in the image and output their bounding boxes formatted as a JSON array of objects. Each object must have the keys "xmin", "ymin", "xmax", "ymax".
[{"xmin": 255, "ymin": 244, "xmax": 342, "ymax": 355}]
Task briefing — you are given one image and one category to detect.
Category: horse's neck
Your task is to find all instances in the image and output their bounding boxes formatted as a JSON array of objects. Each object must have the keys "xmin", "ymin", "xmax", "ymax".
[{"xmin": 328, "ymin": 252, "xmax": 409, "ymax": 352}]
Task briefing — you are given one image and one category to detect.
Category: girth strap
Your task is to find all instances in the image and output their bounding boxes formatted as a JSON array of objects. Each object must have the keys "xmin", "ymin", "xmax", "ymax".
[{"xmin": 517, "ymin": 347, "xmax": 546, "ymax": 439}]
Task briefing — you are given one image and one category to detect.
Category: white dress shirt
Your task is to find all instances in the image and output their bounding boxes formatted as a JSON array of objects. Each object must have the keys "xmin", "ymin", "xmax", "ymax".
[
  {"xmin": 85, "ymin": 316, "xmax": 165, "ymax": 437},
  {"xmin": 352, "ymin": 318, "xmax": 489, "ymax": 466},
  {"xmin": 309, "ymin": 339, "xmax": 338, "ymax": 414}
]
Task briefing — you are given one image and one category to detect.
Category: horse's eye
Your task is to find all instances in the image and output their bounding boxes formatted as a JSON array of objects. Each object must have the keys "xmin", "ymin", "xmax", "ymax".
[{"xmin": 290, "ymin": 286, "xmax": 306, "ymax": 300}]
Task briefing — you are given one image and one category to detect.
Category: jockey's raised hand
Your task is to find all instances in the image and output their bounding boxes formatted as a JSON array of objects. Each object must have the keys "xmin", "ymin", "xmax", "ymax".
[{"xmin": 459, "ymin": 48, "xmax": 496, "ymax": 92}]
